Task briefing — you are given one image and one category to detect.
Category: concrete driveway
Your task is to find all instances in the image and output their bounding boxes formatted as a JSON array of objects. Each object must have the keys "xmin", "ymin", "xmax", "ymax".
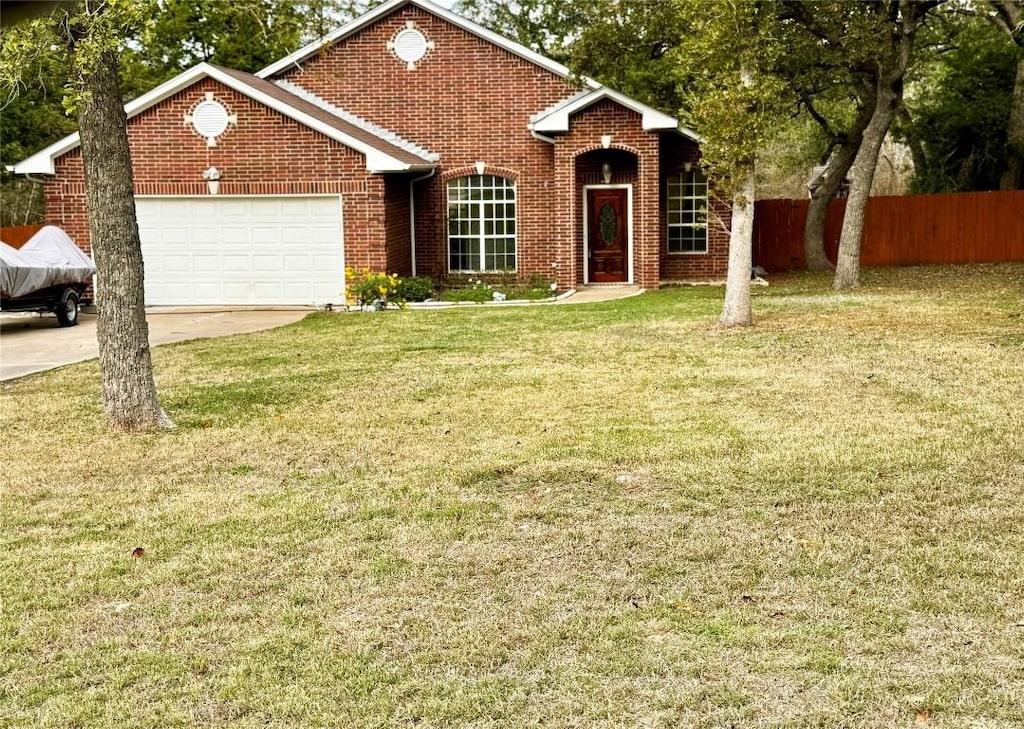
[{"xmin": 0, "ymin": 309, "xmax": 310, "ymax": 381}]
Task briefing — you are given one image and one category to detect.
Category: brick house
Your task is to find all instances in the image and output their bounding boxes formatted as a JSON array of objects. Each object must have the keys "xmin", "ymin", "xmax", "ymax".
[{"xmin": 13, "ymin": 0, "xmax": 730, "ymax": 306}]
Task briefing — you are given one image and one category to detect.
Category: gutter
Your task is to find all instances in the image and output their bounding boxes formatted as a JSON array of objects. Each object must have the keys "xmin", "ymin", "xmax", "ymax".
[
  {"xmin": 530, "ymin": 128, "xmax": 556, "ymax": 145},
  {"xmin": 409, "ymin": 168, "xmax": 436, "ymax": 276}
]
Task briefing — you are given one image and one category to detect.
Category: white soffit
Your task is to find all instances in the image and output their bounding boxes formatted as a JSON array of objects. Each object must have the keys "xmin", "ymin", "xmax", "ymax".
[{"xmin": 12, "ymin": 63, "xmax": 428, "ymax": 175}]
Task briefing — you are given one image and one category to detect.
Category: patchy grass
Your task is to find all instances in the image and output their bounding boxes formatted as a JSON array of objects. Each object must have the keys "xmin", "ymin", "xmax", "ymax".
[{"xmin": 2, "ymin": 263, "xmax": 1023, "ymax": 728}]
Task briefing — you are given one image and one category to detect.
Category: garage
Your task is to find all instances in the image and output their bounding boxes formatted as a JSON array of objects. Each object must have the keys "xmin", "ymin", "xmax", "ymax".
[{"xmin": 134, "ymin": 196, "xmax": 344, "ymax": 306}]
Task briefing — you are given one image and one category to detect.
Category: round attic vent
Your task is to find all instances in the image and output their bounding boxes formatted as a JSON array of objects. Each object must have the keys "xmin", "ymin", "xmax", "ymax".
[
  {"xmin": 393, "ymin": 28, "xmax": 428, "ymax": 64},
  {"xmin": 192, "ymin": 99, "xmax": 230, "ymax": 139}
]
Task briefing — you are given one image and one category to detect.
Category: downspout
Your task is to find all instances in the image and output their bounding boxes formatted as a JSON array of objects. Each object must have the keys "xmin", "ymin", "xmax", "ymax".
[
  {"xmin": 408, "ymin": 168, "xmax": 435, "ymax": 277},
  {"xmin": 23, "ymin": 174, "xmax": 49, "ymax": 226}
]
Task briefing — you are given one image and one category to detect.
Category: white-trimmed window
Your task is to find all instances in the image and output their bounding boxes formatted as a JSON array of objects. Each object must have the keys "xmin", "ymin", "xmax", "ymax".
[
  {"xmin": 447, "ymin": 175, "xmax": 516, "ymax": 271},
  {"xmin": 667, "ymin": 170, "xmax": 708, "ymax": 254}
]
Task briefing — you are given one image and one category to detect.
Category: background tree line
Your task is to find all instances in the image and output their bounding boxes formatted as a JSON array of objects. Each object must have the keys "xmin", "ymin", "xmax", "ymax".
[{"xmin": 0, "ymin": 0, "xmax": 371, "ymax": 226}]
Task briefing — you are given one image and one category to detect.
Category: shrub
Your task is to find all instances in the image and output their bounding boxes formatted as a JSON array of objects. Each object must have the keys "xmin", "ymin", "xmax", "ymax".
[
  {"xmin": 438, "ymin": 280, "xmax": 492, "ymax": 303},
  {"xmin": 396, "ymin": 275, "xmax": 436, "ymax": 302},
  {"xmin": 345, "ymin": 268, "xmax": 404, "ymax": 310}
]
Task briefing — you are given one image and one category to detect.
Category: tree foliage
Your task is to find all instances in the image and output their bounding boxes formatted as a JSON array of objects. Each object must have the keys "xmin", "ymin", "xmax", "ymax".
[
  {"xmin": 898, "ymin": 17, "xmax": 1017, "ymax": 192},
  {"xmin": 455, "ymin": 0, "xmax": 588, "ymax": 64}
]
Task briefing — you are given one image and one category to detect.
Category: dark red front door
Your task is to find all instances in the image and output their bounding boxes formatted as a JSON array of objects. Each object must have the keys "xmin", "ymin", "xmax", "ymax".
[{"xmin": 587, "ymin": 188, "xmax": 628, "ymax": 283}]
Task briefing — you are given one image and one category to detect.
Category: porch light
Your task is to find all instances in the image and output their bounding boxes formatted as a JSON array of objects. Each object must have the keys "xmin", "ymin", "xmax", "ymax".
[
  {"xmin": 601, "ymin": 161, "xmax": 612, "ymax": 184},
  {"xmin": 202, "ymin": 166, "xmax": 221, "ymax": 195}
]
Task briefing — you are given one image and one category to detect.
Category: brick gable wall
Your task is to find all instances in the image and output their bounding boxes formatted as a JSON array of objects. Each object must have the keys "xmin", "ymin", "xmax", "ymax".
[
  {"xmin": 553, "ymin": 99, "xmax": 661, "ymax": 288},
  {"xmin": 278, "ymin": 4, "xmax": 581, "ymax": 286},
  {"xmin": 44, "ymin": 77, "xmax": 388, "ymax": 290}
]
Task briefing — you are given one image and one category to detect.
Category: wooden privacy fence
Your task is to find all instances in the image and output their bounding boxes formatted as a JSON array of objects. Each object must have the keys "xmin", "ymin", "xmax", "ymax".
[
  {"xmin": 753, "ymin": 190, "xmax": 1024, "ymax": 272},
  {"xmin": 0, "ymin": 224, "xmax": 45, "ymax": 249}
]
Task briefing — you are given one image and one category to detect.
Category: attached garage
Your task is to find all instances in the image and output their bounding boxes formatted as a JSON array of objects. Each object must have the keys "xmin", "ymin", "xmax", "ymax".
[{"xmin": 134, "ymin": 196, "xmax": 344, "ymax": 307}]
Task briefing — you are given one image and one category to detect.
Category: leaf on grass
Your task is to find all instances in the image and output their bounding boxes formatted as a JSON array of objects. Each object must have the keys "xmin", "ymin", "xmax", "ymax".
[
  {"xmin": 131, "ymin": 546, "xmax": 145, "ymax": 558},
  {"xmin": 916, "ymin": 708, "xmax": 933, "ymax": 724}
]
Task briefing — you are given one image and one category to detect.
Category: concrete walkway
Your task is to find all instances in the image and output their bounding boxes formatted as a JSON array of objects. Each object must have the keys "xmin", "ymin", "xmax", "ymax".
[
  {"xmin": 558, "ymin": 285, "xmax": 644, "ymax": 304},
  {"xmin": 0, "ymin": 310, "xmax": 308, "ymax": 381}
]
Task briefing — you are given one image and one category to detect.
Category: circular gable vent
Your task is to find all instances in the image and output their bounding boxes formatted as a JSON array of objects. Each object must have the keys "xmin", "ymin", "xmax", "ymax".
[
  {"xmin": 394, "ymin": 28, "xmax": 428, "ymax": 64},
  {"xmin": 192, "ymin": 99, "xmax": 230, "ymax": 139}
]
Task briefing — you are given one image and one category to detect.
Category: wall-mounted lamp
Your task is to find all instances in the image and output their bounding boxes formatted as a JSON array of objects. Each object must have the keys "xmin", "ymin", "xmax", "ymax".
[
  {"xmin": 683, "ymin": 161, "xmax": 692, "ymax": 173},
  {"xmin": 202, "ymin": 166, "xmax": 222, "ymax": 195},
  {"xmin": 601, "ymin": 161, "xmax": 612, "ymax": 184}
]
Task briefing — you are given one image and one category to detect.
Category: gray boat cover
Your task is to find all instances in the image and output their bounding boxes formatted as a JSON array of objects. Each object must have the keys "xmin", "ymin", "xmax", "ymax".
[{"xmin": 0, "ymin": 226, "xmax": 96, "ymax": 298}]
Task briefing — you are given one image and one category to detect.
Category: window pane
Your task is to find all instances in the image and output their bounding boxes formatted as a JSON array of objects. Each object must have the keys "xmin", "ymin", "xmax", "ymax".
[
  {"xmin": 447, "ymin": 175, "xmax": 516, "ymax": 271},
  {"xmin": 666, "ymin": 169, "xmax": 708, "ymax": 254}
]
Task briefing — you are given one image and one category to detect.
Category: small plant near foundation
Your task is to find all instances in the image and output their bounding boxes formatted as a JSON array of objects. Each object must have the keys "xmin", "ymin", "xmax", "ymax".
[
  {"xmin": 439, "ymin": 273, "xmax": 560, "ymax": 302},
  {"xmin": 396, "ymin": 275, "xmax": 436, "ymax": 302},
  {"xmin": 345, "ymin": 267, "xmax": 405, "ymax": 310}
]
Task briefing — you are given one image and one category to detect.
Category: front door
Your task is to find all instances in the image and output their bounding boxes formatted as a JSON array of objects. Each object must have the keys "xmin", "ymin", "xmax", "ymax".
[{"xmin": 587, "ymin": 188, "xmax": 629, "ymax": 283}]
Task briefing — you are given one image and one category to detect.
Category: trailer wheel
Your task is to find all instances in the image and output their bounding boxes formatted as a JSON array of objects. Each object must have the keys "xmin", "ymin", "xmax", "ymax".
[{"xmin": 55, "ymin": 289, "xmax": 80, "ymax": 327}]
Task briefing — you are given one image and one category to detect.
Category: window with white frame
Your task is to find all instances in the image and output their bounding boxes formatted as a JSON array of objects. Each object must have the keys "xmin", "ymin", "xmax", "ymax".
[
  {"xmin": 447, "ymin": 175, "xmax": 516, "ymax": 271},
  {"xmin": 667, "ymin": 169, "xmax": 708, "ymax": 254}
]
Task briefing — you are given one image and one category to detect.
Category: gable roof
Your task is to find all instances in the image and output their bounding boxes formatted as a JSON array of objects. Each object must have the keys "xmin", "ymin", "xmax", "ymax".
[
  {"xmin": 256, "ymin": 0, "xmax": 598, "ymax": 88},
  {"xmin": 258, "ymin": 0, "xmax": 697, "ymax": 141},
  {"xmin": 530, "ymin": 87, "xmax": 701, "ymax": 140},
  {"xmin": 12, "ymin": 63, "xmax": 437, "ymax": 176}
]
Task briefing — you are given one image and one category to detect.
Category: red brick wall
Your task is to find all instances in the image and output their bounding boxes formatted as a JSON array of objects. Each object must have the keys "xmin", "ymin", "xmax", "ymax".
[
  {"xmin": 43, "ymin": 77, "xmax": 386, "ymax": 274},
  {"xmin": 384, "ymin": 174, "xmax": 412, "ymax": 275},
  {"xmin": 278, "ymin": 4, "xmax": 577, "ymax": 286},
  {"xmin": 659, "ymin": 137, "xmax": 731, "ymax": 281}
]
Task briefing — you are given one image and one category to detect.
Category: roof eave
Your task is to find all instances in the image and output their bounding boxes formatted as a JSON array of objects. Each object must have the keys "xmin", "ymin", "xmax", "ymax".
[
  {"xmin": 530, "ymin": 88, "xmax": 703, "ymax": 141},
  {"xmin": 10, "ymin": 61, "xmax": 434, "ymax": 176}
]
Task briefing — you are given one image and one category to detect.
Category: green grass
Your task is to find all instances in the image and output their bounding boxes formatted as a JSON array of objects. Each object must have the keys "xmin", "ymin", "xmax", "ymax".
[{"xmin": 2, "ymin": 263, "xmax": 1023, "ymax": 728}]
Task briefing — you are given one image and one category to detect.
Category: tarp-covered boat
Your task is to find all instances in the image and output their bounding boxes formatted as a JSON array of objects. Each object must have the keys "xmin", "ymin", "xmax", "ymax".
[
  {"xmin": 0, "ymin": 226, "xmax": 95, "ymax": 326},
  {"xmin": 0, "ymin": 226, "xmax": 96, "ymax": 299}
]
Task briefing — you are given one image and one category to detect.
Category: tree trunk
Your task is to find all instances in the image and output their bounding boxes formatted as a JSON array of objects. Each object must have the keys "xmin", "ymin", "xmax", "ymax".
[
  {"xmin": 833, "ymin": 83, "xmax": 899, "ymax": 290},
  {"xmin": 77, "ymin": 50, "xmax": 173, "ymax": 430},
  {"xmin": 1000, "ymin": 53, "xmax": 1024, "ymax": 190},
  {"xmin": 720, "ymin": 165, "xmax": 755, "ymax": 327},
  {"xmin": 804, "ymin": 142, "xmax": 856, "ymax": 271},
  {"xmin": 804, "ymin": 91, "xmax": 877, "ymax": 272}
]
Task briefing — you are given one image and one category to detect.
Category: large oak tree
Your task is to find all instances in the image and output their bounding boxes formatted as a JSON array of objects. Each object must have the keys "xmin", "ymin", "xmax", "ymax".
[{"xmin": 2, "ymin": 0, "xmax": 173, "ymax": 429}]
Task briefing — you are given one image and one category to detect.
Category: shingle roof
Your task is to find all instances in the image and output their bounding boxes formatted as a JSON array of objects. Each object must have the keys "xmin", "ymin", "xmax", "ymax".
[
  {"xmin": 213, "ymin": 66, "xmax": 437, "ymax": 167},
  {"xmin": 272, "ymin": 78, "xmax": 439, "ymax": 163}
]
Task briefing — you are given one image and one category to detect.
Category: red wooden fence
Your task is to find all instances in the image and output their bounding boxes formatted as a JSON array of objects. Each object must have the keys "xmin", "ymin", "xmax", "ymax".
[
  {"xmin": 0, "ymin": 224, "xmax": 45, "ymax": 249},
  {"xmin": 753, "ymin": 190, "xmax": 1024, "ymax": 272}
]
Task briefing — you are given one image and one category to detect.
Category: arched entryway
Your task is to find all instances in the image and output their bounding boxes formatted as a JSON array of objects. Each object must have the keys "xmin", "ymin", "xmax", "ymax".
[{"xmin": 575, "ymin": 148, "xmax": 639, "ymax": 284}]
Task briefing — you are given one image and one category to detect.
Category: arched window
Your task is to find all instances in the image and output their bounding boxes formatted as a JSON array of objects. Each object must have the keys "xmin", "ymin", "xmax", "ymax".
[
  {"xmin": 447, "ymin": 175, "xmax": 516, "ymax": 272},
  {"xmin": 667, "ymin": 169, "xmax": 708, "ymax": 254}
]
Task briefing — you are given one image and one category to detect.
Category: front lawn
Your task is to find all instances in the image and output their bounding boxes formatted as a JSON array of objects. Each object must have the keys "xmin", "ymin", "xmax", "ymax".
[{"xmin": 2, "ymin": 264, "xmax": 1022, "ymax": 728}]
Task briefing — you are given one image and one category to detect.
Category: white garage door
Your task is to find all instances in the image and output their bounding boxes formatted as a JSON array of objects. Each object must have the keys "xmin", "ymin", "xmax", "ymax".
[{"xmin": 135, "ymin": 196, "xmax": 344, "ymax": 306}]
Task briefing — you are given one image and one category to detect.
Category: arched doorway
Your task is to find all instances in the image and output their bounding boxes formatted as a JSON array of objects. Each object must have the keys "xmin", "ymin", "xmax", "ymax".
[{"xmin": 576, "ymin": 148, "xmax": 638, "ymax": 283}]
